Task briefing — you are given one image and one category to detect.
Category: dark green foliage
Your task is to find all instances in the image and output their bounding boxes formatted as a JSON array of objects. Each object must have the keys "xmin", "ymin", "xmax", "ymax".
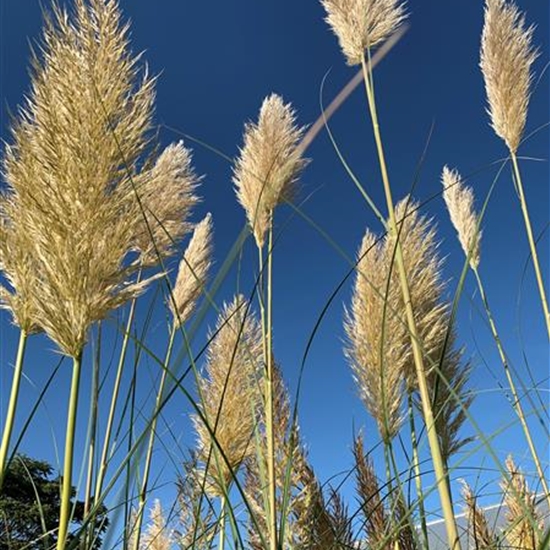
[{"xmin": 0, "ymin": 454, "xmax": 108, "ymax": 550}]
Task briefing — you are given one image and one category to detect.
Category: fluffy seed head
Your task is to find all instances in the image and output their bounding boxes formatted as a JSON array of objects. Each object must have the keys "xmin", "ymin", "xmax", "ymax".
[
  {"xmin": 321, "ymin": 0, "xmax": 407, "ymax": 65},
  {"xmin": 442, "ymin": 166, "xmax": 482, "ymax": 270},
  {"xmin": 134, "ymin": 141, "xmax": 201, "ymax": 263},
  {"xmin": 344, "ymin": 228, "xmax": 406, "ymax": 441},
  {"xmin": 461, "ymin": 482, "xmax": 497, "ymax": 550},
  {"xmin": 501, "ymin": 456, "xmax": 543, "ymax": 550},
  {"xmin": 170, "ymin": 214, "xmax": 213, "ymax": 326},
  {"xmin": 233, "ymin": 94, "xmax": 308, "ymax": 248},
  {"xmin": 0, "ymin": 199, "xmax": 41, "ymax": 333},
  {"xmin": 192, "ymin": 295, "xmax": 263, "ymax": 497},
  {"xmin": 345, "ymin": 198, "xmax": 472, "ymax": 453},
  {"xmin": 0, "ymin": 0, "xmax": 198, "ymax": 355},
  {"xmin": 480, "ymin": 0, "xmax": 538, "ymax": 153},
  {"xmin": 141, "ymin": 500, "xmax": 172, "ymax": 550}
]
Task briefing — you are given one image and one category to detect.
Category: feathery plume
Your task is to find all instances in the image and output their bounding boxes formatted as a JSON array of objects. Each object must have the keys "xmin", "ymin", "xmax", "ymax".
[
  {"xmin": 426, "ymin": 336, "xmax": 474, "ymax": 464},
  {"xmin": 134, "ymin": 141, "xmax": 201, "ymax": 263},
  {"xmin": 141, "ymin": 500, "xmax": 173, "ymax": 550},
  {"xmin": 0, "ymin": 200, "xmax": 41, "ymax": 333},
  {"xmin": 461, "ymin": 482, "xmax": 497, "ymax": 550},
  {"xmin": 320, "ymin": 0, "xmax": 407, "ymax": 65},
  {"xmin": 344, "ymin": 227, "xmax": 406, "ymax": 441},
  {"xmin": 170, "ymin": 213, "xmax": 213, "ymax": 326},
  {"xmin": 176, "ymin": 453, "xmax": 217, "ymax": 550},
  {"xmin": 441, "ymin": 166, "xmax": 482, "ymax": 270},
  {"xmin": 392, "ymin": 200, "xmax": 472, "ymax": 461},
  {"xmin": 1, "ymin": 0, "xmax": 199, "ymax": 356},
  {"xmin": 480, "ymin": 0, "xmax": 538, "ymax": 153},
  {"xmin": 501, "ymin": 456, "xmax": 543, "ymax": 550},
  {"xmin": 353, "ymin": 434, "xmax": 391, "ymax": 547},
  {"xmin": 245, "ymin": 364, "xmax": 344, "ymax": 549},
  {"xmin": 345, "ymin": 198, "xmax": 472, "ymax": 455},
  {"xmin": 192, "ymin": 295, "xmax": 263, "ymax": 497},
  {"xmin": 233, "ymin": 94, "xmax": 308, "ymax": 248}
]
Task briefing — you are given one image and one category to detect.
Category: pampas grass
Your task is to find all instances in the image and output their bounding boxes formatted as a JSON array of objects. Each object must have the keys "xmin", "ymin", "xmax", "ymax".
[
  {"xmin": 0, "ymin": 1, "xmax": 548, "ymax": 549},
  {"xmin": 232, "ymin": 94, "xmax": 308, "ymax": 250},
  {"xmin": 321, "ymin": 0, "xmax": 407, "ymax": 65},
  {"xmin": 441, "ymin": 166, "xmax": 482, "ymax": 271},
  {"xmin": 480, "ymin": 0, "xmax": 537, "ymax": 154},
  {"xmin": 171, "ymin": 214, "xmax": 214, "ymax": 327},
  {"xmin": 481, "ymin": 0, "xmax": 550, "ymax": 339}
]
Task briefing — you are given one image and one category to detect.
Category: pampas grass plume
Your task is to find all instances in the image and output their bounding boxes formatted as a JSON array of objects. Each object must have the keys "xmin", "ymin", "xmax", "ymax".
[
  {"xmin": 136, "ymin": 141, "xmax": 201, "ymax": 263},
  {"xmin": 233, "ymin": 94, "xmax": 308, "ymax": 248},
  {"xmin": 461, "ymin": 482, "xmax": 497, "ymax": 550},
  {"xmin": 320, "ymin": 0, "xmax": 407, "ymax": 65},
  {"xmin": 501, "ymin": 456, "xmax": 543, "ymax": 550},
  {"xmin": 170, "ymin": 213, "xmax": 213, "ymax": 326},
  {"xmin": 192, "ymin": 295, "xmax": 263, "ymax": 496},
  {"xmin": 480, "ymin": 0, "xmax": 538, "ymax": 153},
  {"xmin": 442, "ymin": 166, "xmax": 482, "ymax": 270}
]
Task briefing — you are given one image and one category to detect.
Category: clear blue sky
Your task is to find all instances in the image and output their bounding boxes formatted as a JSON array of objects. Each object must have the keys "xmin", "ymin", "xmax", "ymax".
[{"xmin": 1, "ymin": 0, "xmax": 548, "ymax": 534}]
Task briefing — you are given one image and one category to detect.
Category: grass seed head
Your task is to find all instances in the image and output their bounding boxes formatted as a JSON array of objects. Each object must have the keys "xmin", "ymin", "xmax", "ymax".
[
  {"xmin": 480, "ymin": 0, "xmax": 538, "ymax": 153},
  {"xmin": 170, "ymin": 213, "xmax": 213, "ymax": 327},
  {"xmin": 442, "ymin": 166, "xmax": 482, "ymax": 270},
  {"xmin": 192, "ymin": 295, "xmax": 263, "ymax": 497},
  {"xmin": 233, "ymin": 94, "xmax": 308, "ymax": 248},
  {"xmin": 321, "ymin": 0, "xmax": 407, "ymax": 65}
]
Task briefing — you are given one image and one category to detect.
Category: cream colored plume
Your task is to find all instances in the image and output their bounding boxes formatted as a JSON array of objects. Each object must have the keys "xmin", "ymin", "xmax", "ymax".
[
  {"xmin": 134, "ymin": 141, "xmax": 201, "ymax": 263},
  {"xmin": 345, "ymin": 198, "xmax": 472, "ymax": 454},
  {"xmin": 480, "ymin": 0, "xmax": 538, "ymax": 153},
  {"xmin": 141, "ymin": 500, "xmax": 173, "ymax": 550},
  {"xmin": 170, "ymin": 213, "xmax": 213, "ymax": 326},
  {"xmin": 344, "ymin": 228, "xmax": 406, "ymax": 441},
  {"xmin": 461, "ymin": 482, "xmax": 497, "ymax": 550},
  {"xmin": 233, "ymin": 94, "xmax": 308, "ymax": 248},
  {"xmin": 1, "ymin": 0, "xmax": 199, "ymax": 356},
  {"xmin": 442, "ymin": 166, "xmax": 482, "ymax": 270},
  {"xmin": 501, "ymin": 456, "xmax": 543, "ymax": 550},
  {"xmin": 321, "ymin": 0, "xmax": 407, "ymax": 65},
  {"xmin": 0, "ymin": 200, "xmax": 41, "ymax": 333},
  {"xmin": 192, "ymin": 295, "xmax": 263, "ymax": 497}
]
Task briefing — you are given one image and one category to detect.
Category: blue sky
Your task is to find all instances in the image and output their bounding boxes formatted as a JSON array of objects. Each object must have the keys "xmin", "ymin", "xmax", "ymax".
[{"xmin": 1, "ymin": 0, "xmax": 548, "ymax": 535}]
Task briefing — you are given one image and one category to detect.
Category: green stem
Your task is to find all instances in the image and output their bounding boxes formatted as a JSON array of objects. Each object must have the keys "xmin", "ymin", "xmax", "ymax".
[
  {"xmin": 132, "ymin": 326, "xmax": 177, "ymax": 550},
  {"xmin": 0, "ymin": 329, "xmax": 28, "ymax": 487},
  {"xmin": 265, "ymin": 224, "xmax": 277, "ymax": 550},
  {"xmin": 218, "ymin": 494, "xmax": 226, "ymax": 550},
  {"xmin": 473, "ymin": 267, "xmax": 550, "ymax": 508},
  {"xmin": 82, "ymin": 326, "xmax": 102, "ymax": 550},
  {"xmin": 57, "ymin": 352, "xmax": 84, "ymax": 550},
  {"xmin": 408, "ymin": 392, "xmax": 429, "ymax": 550},
  {"xmin": 360, "ymin": 53, "xmax": 461, "ymax": 550},
  {"xmin": 511, "ymin": 152, "xmax": 550, "ymax": 339},
  {"xmin": 95, "ymin": 277, "xmax": 141, "ymax": 502}
]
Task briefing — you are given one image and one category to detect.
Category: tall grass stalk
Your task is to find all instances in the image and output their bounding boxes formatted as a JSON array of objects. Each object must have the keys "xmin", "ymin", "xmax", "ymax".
[
  {"xmin": 57, "ymin": 352, "xmax": 83, "ymax": 550},
  {"xmin": 359, "ymin": 52, "xmax": 461, "ymax": 550},
  {"xmin": 82, "ymin": 326, "xmax": 101, "ymax": 550},
  {"xmin": 257, "ymin": 228, "xmax": 278, "ymax": 550},
  {"xmin": 510, "ymin": 153, "xmax": 550, "ymax": 339},
  {"xmin": 132, "ymin": 326, "xmax": 177, "ymax": 550},
  {"xmin": 95, "ymin": 279, "xmax": 142, "ymax": 504},
  {"xmin": 407, "ymin": 392, "xmax": 429, "ymax": 550},
  {"xmin": 472, "ymin": 266, "xmax": 550, "ymax": 507},
  {"xmin": 0, "ymin": 328, "xmax": 28, "ymax": 486},
  {"xmin": 217, "ymin": 494, "xmax": 226, "ymax": 550}
]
